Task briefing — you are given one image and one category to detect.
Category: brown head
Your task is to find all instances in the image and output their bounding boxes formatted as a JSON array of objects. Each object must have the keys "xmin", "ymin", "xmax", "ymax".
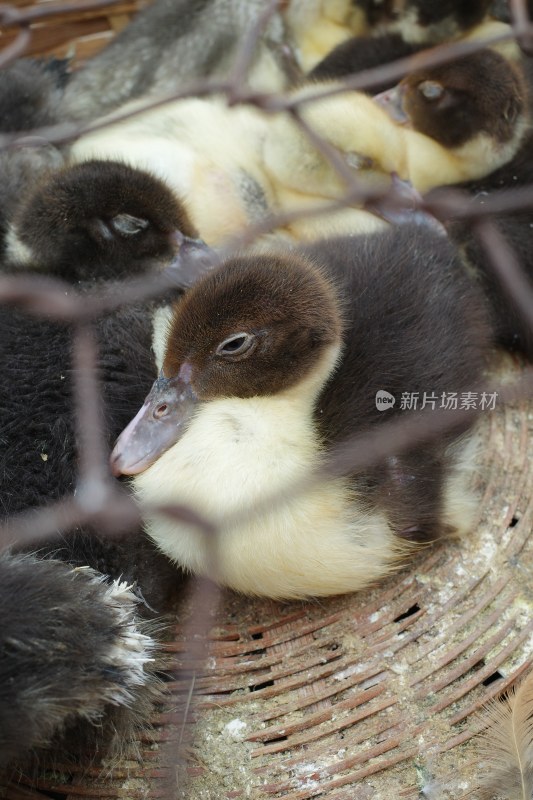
[
  {"xmin": 399, "ymin": 49, "xmax": 527, "ymax": 149},
  {"xmin": 111, "ymin": 252, "xmax": 342, "ymax": 475},
  {"xmin": 8, "ymin": 160, "xmax": 202, "ymax": 281}
]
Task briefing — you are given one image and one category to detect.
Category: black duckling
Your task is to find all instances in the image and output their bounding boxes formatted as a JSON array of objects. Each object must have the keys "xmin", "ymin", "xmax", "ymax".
[
  {"xmin": 308, "ymin": 32, "xmax": 422, "ymax": 90},
  {"xmin": 307, "ymin": 0, "xmax": 494, "ymax": 89},
  {"xmin": 0, "ymin": 551, "xmax": 156, "ymax": 769},
  {"xmin": 375, "ymin": 48, "xmax": 533, "ymax": 358},
  {"xmin": 287, "ymin": 0, "xmax": 493, "ymax": 74},
  {"xmin": 355, "ymin": 0, "xmax": 493, "ymax": 43},
  {"xmin": 436, "ymin": 141, "xmax": 533, "ymax": 360},
  {"xmin": 5, "ymin": 160, "xmax": 200, "ymax": 281},
  {"xmin": 111, "ymin": 223, "xmax": 492, "ymax": 600},
  {"xmin": 372, "ymin": 48, "xmax": 530, "ymax": 201},
  {"xmin": 0, "ymin": 290, "xmax": 168, "ymax": 769},
  {"xmin": 0, "ymin": 194, "xmax": 212, "ymax": 767}
]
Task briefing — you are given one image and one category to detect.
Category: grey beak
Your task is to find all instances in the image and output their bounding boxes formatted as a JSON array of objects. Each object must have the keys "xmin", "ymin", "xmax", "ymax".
[
  {"xmin": 168, "ymin": 233, "xmax": 219, "ymax": 288},
  {"xmin": 373, "ymin": 85, "xmax": 409, "ymax": 125},
  {"xmin": 367, "ymin": 174, "xmax": 447, "ymax": 234},
  {"xmin": 110, "ymin": 373, "xmax": 198, "ymax": 476}
]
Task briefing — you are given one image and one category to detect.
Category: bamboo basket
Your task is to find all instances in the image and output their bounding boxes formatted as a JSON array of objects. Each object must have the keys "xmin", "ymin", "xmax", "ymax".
[
  {"xmin": 0, "ymin": 0, "xmax": 148, "ymax": 64},
  {"xmin": 1, "ymin": 3, "xmax": 532, "ymax": 798}
]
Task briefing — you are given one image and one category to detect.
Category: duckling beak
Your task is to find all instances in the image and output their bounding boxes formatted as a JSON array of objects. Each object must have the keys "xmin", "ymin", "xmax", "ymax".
[
  {"xmin": 373, "ymin": 85, "xmax": 409, "ymax": 125},
  {"xmin": 367, "ymin": 174, "xmax": 446, "ymax": 234},
  {"xmin": 168, "ymin": 233, "xmax": 218, "ymax": 288},
  {"xmin": 110, "ymin": 370, "xmax": 198, "ymax": 476}
]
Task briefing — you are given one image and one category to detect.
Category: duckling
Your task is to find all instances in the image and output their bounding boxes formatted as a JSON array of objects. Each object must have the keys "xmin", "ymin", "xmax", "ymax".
[
  {"xmin": 0, "ymin": 295, "xmax": 168, "ymax": 767},
  {"xmin": 307, "ymin": 5, "xmax": 517, "ymax": 94},
  {"xmin": 356, "ymin": 0, "xmax": 493, "ymax": 45},
  {"xmin": 4, "ymin": 160, "xmax": 201, "ymax": 281},
  {"xmin": 0, "ymin": 179, "xmax": 208, "ymax": 546},
  {"xmin": 0, "ymin": 551, "xmax": 156, "ymax": 769},
  {"xmin": 0, "ymin": 58, "xmax": 66, "ymax": 252},
  {"xmin": 287, "ymin": 0, "xmax": 494, "ymax": 73},
  {"xmin": 60, "ymin": 0, "xmax": 297, "ymax": 123},
  {"xmin": 111, "ymin": 223, "xmax": 492, "ymax": 600},
  {"xmin": 308, "ymin": 31, "xmax": 422, "ymax": 90},
  {"xmin": 69, "ymin": 66, "xmax": 515, "ymax": 250},
  {"xmin": 434, "ymin": 128, "xmax": 533, "ymax": 360},
  {"xmin": 261, "ymin": 68, "xmax": 528, "ymax": 205},
  {"xmin": 376, "ymin": 48, "xmax": 529, "ymax": 154},
  {"xmin": 370, "ymin": 48, "xmax": 533, "ymax": 359},
  {"xmin": 0, "ymin": 193, "xmax": 213, "ymax": 766},
  {"xmin": 371, "ymin": 48, "xmax": 529, "ymax": 191}
]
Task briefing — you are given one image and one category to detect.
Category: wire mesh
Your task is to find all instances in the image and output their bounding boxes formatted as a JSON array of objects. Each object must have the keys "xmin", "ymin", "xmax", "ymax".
[{"xmin": 0, "ymin": 1, "xmax": 533, "ymax": 798}]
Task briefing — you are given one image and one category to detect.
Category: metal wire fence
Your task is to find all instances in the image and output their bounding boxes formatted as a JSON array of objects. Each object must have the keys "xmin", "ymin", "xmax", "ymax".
[{"xmin": 1, "ymin": 1, "xmax": 533, "ymax": 797}]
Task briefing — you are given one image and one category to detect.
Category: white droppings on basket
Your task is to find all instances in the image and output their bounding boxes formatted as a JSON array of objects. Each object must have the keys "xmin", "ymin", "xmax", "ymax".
[
  {"xmin": 294, "ymin": 762, "xmax": 318, "ymax": 775},
  {"xmin": 390, "ymin": 661, "xmax": 409, "ymax": 675},
  {"xmin": 299, "ymin": 777, "xmax": 320, "ymax": 790},
  {"xmin": 222, "ymin": 718, "xmax": 247, "ymax": 740},
  {"xmin": 293, "ymin": 762, "xmax": 322, "ymax": 790},
  {"xmin": 333, "ymin": 664, "xmax": 359, "ymax": 680},
  {"xmin": 477, "ymin": 532, "xmax": 498, "ymax": 563}
]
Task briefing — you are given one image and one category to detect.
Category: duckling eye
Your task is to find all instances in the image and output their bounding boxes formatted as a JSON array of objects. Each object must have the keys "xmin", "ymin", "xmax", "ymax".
[
  {"xmin": 418, "ymin": 81, "xmax": 444, "ymax": 101},
  {"xmin": 111, "ymin": 213, "xmax": 150, "ymax": 237},
  {"xmin": 216, "ymin": 333, "xmax": 255, "ymax": 359}
]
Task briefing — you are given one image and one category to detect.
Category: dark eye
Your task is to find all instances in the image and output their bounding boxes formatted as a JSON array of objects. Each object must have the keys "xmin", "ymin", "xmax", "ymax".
[
  {"xmin": 418, "ymin": 81, "xmax": 445, "ymax": 101},
  {"xmin": 216, "ymin": 332, "xmax": 256, "ymax": 359},
  {"xmin": 111, "ymin": 213, "xmax": 150, "ymax": 237}
]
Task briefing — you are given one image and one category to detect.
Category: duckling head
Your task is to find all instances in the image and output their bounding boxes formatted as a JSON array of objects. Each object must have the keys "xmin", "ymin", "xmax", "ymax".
[
  {"xmin": 6, "ymin": 160, "xmax": 200, "ymax": 281},
  {"xmin": 111, "ymin": 252, "xmax": 342, "ymax": 477},
  {"xmin": 377, "ymin": 49, "xmax": 528, "ymax": 150}
]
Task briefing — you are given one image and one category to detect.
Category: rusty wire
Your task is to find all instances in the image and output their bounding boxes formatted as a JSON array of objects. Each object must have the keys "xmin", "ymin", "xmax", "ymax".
[{"xmin": 1, "ymin": 1, "xmax": 533, "ymax": 798}]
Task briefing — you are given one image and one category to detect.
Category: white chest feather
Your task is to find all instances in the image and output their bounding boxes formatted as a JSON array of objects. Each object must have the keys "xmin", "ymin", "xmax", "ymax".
[{"xmin": 132, "ymin": 388, "xmax": 399, "ymax": 600}]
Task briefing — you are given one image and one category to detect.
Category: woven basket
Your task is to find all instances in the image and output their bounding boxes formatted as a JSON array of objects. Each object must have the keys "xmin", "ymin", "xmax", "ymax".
[
  {"xmin": 4, "ymin": 371, "xmax": 533, "ymax": 799},
  {"xmin": 1, "ymin": 3, "xmax": 532, "ymax": 798},
  {"xmin": 3, "ymin": 0, "xmax": 149, "ymax": 63}
]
